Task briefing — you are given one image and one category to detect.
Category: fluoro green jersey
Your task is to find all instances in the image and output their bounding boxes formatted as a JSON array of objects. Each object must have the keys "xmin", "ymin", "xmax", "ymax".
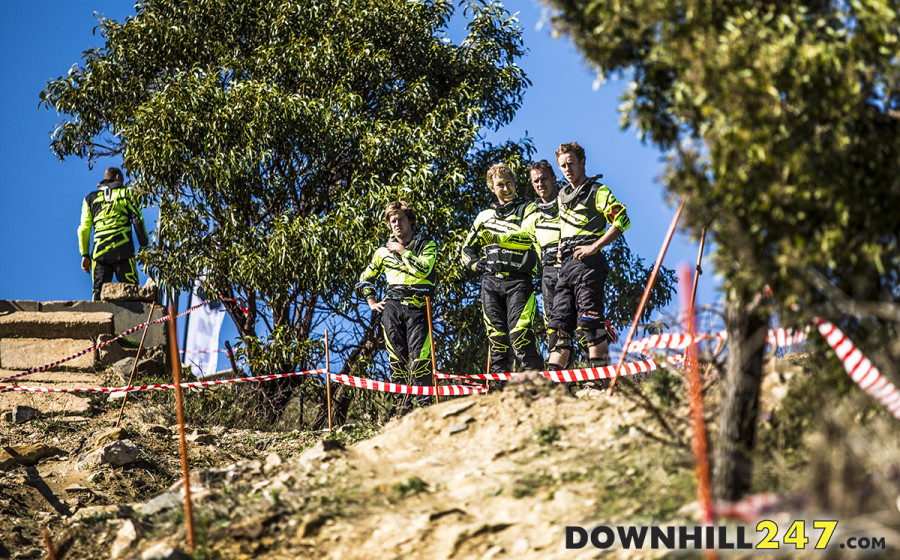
[
  {"xmin": 77, "ymin": 181, "xmax": 148, "ymax": 263},
  {"xmin": 356, "ymin": 233, "xmax": 437, "ymax": 306},
  {"xmin": 518, "ymin": 199, "xmax": 561, "ymax": 267},
  {"xmin": 461, "ymin": 196, "xmax": 539, "ymax": 276},
  {"xmin": 557, "ymin": 175, "xmax": 630, "ymax": 256}
]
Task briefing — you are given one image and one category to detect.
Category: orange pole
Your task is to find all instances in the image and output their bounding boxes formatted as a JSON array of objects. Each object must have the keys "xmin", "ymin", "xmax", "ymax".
[
  {"xmin": 41, "ymin": 529, "xmax": 57, "ymax": 560},
  {"xmin": 116, "ymin": 301, "xmax": 157, "ymax": 427},
  {"xmin": 609, "ymin": 199, "xmax": 685, "ymax": 394},
  {"xmin": 166, "ymin": 302, "xmax": 195, "ymax": 552},
  {"xmin": 485, "ymin": 349, "xmax": 491, "ymax": 393},
  {"xmin": 325, "ymin": 328, "xmax": 332, "ymax": 431},
  {"xmin": 425, "ymin": 297, "xmax": 440, "ymax": 404},
  {"xmin": 681, "ymin": 265, "xmax": 715, "ymax": 555},
  {"xmin": 688, "ymin": 226, "xmax": 708, "ymax": 323}
]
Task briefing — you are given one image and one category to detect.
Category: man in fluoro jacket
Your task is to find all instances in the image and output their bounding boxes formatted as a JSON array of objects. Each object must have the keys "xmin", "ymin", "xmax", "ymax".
[
  {"xmin": 357, "ymin": 201, "xmax": 437, "ymax": 402},
  {"xmin": 77, "ymin": 167, "xmax": 148, "ymax": 301},
  {"xmin": 547, "ymin": 142, "xmax": 631, "ymax": 373},
  {"xmin": 461, "ymin": 162, "xmax": 543, "ymax": 374}
]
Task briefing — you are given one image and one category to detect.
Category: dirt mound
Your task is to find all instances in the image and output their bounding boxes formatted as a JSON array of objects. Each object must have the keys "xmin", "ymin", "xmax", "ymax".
[{"xmin": 3, "ymin": 361, "xmax": 900, "ymax": 559}]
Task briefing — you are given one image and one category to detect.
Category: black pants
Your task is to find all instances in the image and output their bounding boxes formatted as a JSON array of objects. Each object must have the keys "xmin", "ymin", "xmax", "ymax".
[
  {"xmin": 92, "ymin": 257, "xmax": 138, "ymax": 301},
  {"xmin": 549, "ymin": 251, "xmax": 609, "ymax": 338},
  {"xmin": 481, "ymin": 274, "xmax": 543, "ymax": 373},
  {"xmin": 541, "ymin": 265, "xmax": 560, "ymax": 323},
  {"xmin": 381, "ymin": 300, "xmax": 433, "ymax": 386}
]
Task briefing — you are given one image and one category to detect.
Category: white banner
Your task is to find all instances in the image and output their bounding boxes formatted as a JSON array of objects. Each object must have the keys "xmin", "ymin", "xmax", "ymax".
[{"xmin": 183, "ymin": 279, "xmax": 226, "ymax": 378}]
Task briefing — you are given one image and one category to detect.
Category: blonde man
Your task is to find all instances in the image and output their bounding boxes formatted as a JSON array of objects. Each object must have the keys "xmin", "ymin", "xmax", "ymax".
[{"xmin": 461, "ymin": 163, "xmax": 543, "ymax": 373}]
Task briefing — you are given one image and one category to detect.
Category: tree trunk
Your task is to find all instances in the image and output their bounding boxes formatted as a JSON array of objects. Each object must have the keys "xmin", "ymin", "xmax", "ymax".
[{"xmin": 713, "ymin": 291, "xmax": 768, "ymax": 502}]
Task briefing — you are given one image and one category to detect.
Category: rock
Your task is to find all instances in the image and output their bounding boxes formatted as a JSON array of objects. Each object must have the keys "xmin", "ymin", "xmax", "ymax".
[
  {"xmin": 447, "ymin": 423, "xmax": 469, "ymax": 435},
  {"xmin": 188, "ymin": 431, "xmax": 215, "ymax": 445},
  {"xmin": 107, "ymin": 391, "xmax": 128, "ymax": 401},
  {"xmin": 11, "ymin": 405, "xmax": 39, "ymax": 424},
  {"xmin": 140, "ymin": 492, "xmax": 183, "ymax": 516},
  {"xmin": 80, "ymin": 439, "xmax": 141, "ymax": 468},
  {"xmin": 147, "ymin": 425, "xmax": 171, "ymax": 435},
  {"xmin": 101, "ymin": 282, "xmax": 157, "ymax": 303},
  {"xmin": 0, "ymin": 444, "xmax": 63, "ymax": 469},
  {"xmin": 97, "ymin": 334, "xmax": 136, "ymax": 365},
  {"xmin": 71, "ymin": 504, "xmax": 134, "ymax": 522},
  {"xmin": 58, "ymin": 416, "xmax": 88, "ymax": 424},
  {"xmin": 140, "ymin": 541, "xmax": 193, "ymax": 560},
  {"xmin": 263, "ymin": 452, "xmax": 283, "ymax": 473},
  {"xmin": 94, "ymin": 427, "xmax": 133, "ymax": 447},
  {"xmin": 111, "ymin": 519, "xmax": 140, "ymax": 558},
  {"xmin": 65, "ymin": 483, "xmax": 91, "ymax": 493},
  {"xmin": 113, "ymin": 355, "xmax": 166, "ymax": 380}
]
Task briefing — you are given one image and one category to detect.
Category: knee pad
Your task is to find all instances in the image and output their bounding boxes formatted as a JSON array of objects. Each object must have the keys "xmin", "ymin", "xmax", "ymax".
[
  {"xmin": 548, "ymin": 329, "xmax": 573, "ymax": 353},
  {"xmin": 577, "ymin": 314, "xmax": 617, "ymax": 345}
]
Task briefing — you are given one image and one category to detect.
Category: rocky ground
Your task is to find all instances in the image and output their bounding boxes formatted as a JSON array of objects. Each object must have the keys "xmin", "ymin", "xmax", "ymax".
[{"xmin": 3, "ymin": 355, "xmax": 900, "ymax": 559}]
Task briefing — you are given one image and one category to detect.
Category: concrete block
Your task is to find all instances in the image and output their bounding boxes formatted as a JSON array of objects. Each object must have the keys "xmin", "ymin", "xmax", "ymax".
[
  {"xmin": 0, "ymin": 301, "xmax": 41, "ymax": 313},
  {"xmin": 101, "ymin": 279, "xmax": 158, "ymax": 303},
  {"xmin": 0, "ymin": 338, "xmax": 97, "ymax": 371},
  {"xmin": 42, "ymin": 301, "xmax": 166, "ymax": 347},
  {"xmin": 0, "ymin": 311, "xmax": 113, "ymax": 339}
]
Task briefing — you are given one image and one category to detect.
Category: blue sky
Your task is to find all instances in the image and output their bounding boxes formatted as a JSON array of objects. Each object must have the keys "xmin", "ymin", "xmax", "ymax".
[{"xmin": 0, "ymin": 2, "xmax": 721, "ymax": 368}]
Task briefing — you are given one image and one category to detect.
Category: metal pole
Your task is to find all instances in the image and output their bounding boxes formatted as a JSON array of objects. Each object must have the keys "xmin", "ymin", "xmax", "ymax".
[
  {"xmin": 325, "ymin": 328, "xmax": 332, "ymax": 431},
  {"xmin": 425, "ymin": 296, "xmax": 440, "ymax": 404},
  {"xmin": 680, "ymin": 264, "xmax": 716, "ymax": 550},
  {"xmin": 166, "ymin": 301, "xmax": 195, "ymax": 552},
  {"xmin": 609, "ymin": 199, "xmax": 685, "ymax": 394},
  {"xmin": 116, "ymin": 301, "xmax": 157, "ymax": 427}
]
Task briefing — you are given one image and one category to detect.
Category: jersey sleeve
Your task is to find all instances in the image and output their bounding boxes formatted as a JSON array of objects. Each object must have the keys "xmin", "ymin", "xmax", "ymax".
[
  {"xmin": 460, "ymin": 214, "xmax": 485, "ymax": 272},
  {"xmin": 401, "ymin": 240, "xmax": 436, "ymax": 279},
  {"xmin": 596, "ymin": 186, "xmax": 631, "ymax": 234},
  {"xmin": 355, "ymin": 250, "xmax": 384, "ymax": 300},
  {"xmin": 77, "ymin": 197, "xmax": 93, "ymax": 257},
  {"xmin": 127, "ymin": 190, "xmax": 149, "ymax": 248}
]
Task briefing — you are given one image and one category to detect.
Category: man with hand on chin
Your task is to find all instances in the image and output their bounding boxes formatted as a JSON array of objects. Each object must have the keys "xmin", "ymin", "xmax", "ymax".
[
  {"xmin": 547, "ymin": 142, "xmax": 631, "ymax": 375},
  {"xmin": 357, "ymin": 201, "xmax": 437, "ymax": 400}
]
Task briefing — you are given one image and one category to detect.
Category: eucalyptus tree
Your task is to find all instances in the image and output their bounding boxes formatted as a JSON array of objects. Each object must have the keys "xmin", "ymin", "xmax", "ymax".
[
  {"xmin": 42, "ymin": 0, "xmax": 533, "ymax": 421},
  {"xmin": 42, "ymin": 0, "xmax": 676, "ymax": 424},
  {"xmin": 546, "ymin": 0, "xmax": 900, "ymax": 499}
]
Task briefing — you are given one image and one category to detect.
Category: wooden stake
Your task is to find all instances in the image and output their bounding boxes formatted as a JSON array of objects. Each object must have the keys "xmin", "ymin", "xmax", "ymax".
[
  {"xmin": 425, "ymin": 296, "xmax": 440, "ymax": 404},
  {"xmin": 41, "ymin": 529, "xmax": 57, "ymax": 560},
  {"xmin": 609, "ymin": 199, "xmax": 684, "ymax": 395},
  {"xmin": 485, "ymin": 349, "xmax": 491, "ymax": 393},
  {"xmin": 689, "ymin": 226, "xmax": 708, "ymax": 319},
  {"xmin": 166, "ymin": 302, "xmax": 195, "ymax": 552},
  {"xmin": 116, "ymin": 301, "xmax": 157, "ymax": 428},
  {"xmin": 325, "ymin": 328, "xmax": 332, "ymax": 431}
]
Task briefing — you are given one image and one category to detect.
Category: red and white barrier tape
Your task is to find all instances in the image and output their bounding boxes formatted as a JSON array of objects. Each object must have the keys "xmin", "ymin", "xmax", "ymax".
[
  {"xmin": 622, "ymin": 328, "xmax": 807, "ymax": 356},
  {"xmin": 0, "ymin": 301, "xmax": 209, "ymax": 383},
  {"xmin": 0, "ymin": 368, "xmax": 326, "ymax": 394},
  {"xmin": 816, "ymin": 319, "xmax": 900, "ymax": 419},
  {"xmin": 435, "ymin": 358, "xmax": 665, "ymax": 383},
  {"xmin": 328, "ymin": 373, "xmax": 486, "ymax": 396},
  {"xmin": 714, "ymin": 492, "xmax": 785, "ymax": 522}
]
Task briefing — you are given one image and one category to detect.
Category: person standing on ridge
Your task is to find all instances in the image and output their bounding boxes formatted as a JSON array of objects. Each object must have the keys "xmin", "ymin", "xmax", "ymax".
[
  {"xmin": 461, "ymin": 162, "xmax": 543, "ymax": 374},
  {"xmin": 547, "ymin": 142, "xmax": 631, "ymax": 374},
  {"xmin": 78, "ymin": 166, "xmax": 149, "ymax": 301},
  {"xmin": 523, "ymin": 160, "xmax": 562, "ymax": 347},
  {"xmin": 481, "ymin": 160, "xmax": 562, "ymax": 367},
  {"xmin": 357, "ymin": 201, "xmax": 437, "ymax": 406}
]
